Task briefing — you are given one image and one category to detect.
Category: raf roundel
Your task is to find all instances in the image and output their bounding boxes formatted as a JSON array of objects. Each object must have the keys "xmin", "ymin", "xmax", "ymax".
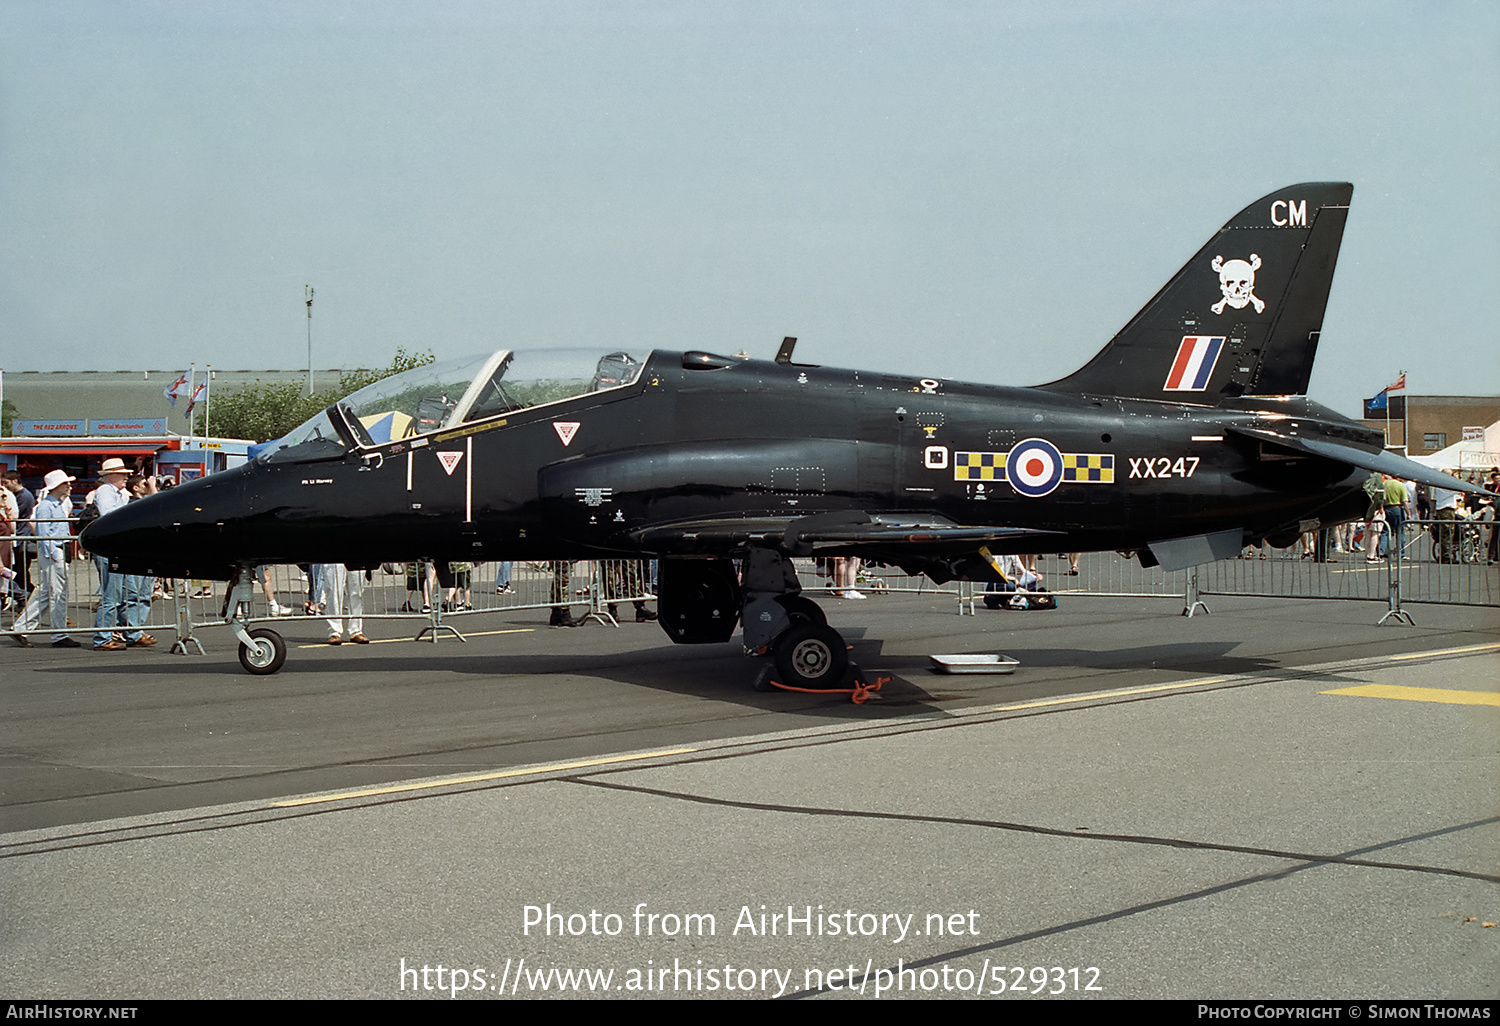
[{"xmin": 1007, "ymin": 438, "xmax": 1064, "ymax": 497}]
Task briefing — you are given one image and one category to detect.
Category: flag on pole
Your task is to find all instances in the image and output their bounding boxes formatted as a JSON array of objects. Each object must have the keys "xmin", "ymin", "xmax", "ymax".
[
  {"xmin": 1367, "ymin": 389, "xmax": 1387, "ymax": 412},
  {"xmin": 1384, "ymin": 372, "xmax": 1406, "ymax": 394},
  {"xmin": 183, "ymin": 381, "xmax": 207, "ymax": 417},
  {"xmin": 163, "ymin": 372, "xmax": 191, "ymax": 407}
]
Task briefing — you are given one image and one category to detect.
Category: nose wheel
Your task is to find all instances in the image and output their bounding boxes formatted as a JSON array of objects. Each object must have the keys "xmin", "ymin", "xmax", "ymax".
[{"xmin": 238, "ymin": 627, "xmax": 287, "ymax": 675}]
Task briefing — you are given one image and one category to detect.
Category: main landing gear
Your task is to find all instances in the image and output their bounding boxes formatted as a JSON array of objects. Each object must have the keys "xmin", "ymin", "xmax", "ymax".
[
  {"xmin": 739, "ymin": 549, "xmax": 876, "ymax": 699},
  {"xmin": 657, "ymin": 551, "xmax": 865, "ymax": 693}
]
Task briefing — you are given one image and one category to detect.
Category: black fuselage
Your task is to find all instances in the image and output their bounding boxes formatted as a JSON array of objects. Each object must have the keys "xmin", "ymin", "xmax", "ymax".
[{"xmin": 84, "ymin": 350, "xmax": 1373, "ymax": 580}]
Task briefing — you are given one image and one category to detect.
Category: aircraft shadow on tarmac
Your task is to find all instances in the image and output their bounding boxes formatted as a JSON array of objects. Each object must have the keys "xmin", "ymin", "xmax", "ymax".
[{"xmin": 23, "ymin": 627, "xmax": 1297, "ymax": 719}]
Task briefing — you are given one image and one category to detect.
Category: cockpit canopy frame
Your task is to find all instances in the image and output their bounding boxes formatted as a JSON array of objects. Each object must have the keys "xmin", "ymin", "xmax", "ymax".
[{"xmin": 261, "ymin": 347, "xmax": 649, "ymax": 465}]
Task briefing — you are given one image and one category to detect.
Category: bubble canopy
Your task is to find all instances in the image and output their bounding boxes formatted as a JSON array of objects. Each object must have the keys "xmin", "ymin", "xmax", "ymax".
[{"xmin": 262, "ymin": 348, "xmax": 647, "ymax": 463}]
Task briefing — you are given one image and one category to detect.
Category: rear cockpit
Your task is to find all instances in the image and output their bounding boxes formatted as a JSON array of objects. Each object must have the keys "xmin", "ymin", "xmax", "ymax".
[{"xmin": 261, "ymin": 348, "xmax": 649, "ymax": 464}]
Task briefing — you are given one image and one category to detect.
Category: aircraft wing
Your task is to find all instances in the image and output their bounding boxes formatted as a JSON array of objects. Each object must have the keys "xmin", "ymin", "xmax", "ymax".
[
  {"xmin": 1226, "ymin": 426, "xmax": 1495, "ymax": 496},
  {"xmin": 633, "ymin": 511, "xmax": 1057, "ymax": 556}
]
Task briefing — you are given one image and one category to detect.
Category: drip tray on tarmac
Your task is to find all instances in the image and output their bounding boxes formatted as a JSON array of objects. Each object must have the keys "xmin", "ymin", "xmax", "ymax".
[{"xmin": 928, "ymin": 654, "xmax": 1020, "ymax": 674}]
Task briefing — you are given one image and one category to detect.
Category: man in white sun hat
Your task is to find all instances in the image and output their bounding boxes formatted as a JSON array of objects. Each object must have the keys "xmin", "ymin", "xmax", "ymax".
[{"xmin": 14, "ymin": 469, "xmax": 80, "ymax": 647}]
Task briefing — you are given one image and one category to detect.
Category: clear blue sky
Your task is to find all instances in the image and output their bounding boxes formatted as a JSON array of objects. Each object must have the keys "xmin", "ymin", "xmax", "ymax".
[{"xmin": 2, "ymin": 1, "xmax": 1496, "ymax": 419}]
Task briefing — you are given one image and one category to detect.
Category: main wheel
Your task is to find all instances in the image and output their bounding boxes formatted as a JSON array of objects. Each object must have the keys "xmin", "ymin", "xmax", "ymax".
[
  {"xmin": 238, "ymin": 627, "xmax": 287, "ymax": 676},
  {"xmin": 773, "ymin": 623, "xmax": 848, "ymax": 690}
]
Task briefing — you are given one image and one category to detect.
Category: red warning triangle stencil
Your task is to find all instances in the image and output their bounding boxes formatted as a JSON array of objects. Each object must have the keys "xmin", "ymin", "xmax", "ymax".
[
  {"xmin": 436, "ymin": 451, "xmax": 464, "ymax": 476},
  {"xmin": 553, "ymin": 422, "xmax": 580, "ymax": 446}
]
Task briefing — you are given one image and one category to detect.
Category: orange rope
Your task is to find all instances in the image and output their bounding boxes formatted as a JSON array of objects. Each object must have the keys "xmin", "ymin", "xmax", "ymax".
[{"xmin": 767, "ymin": 675, "xmax": 889, "ymax": 704}]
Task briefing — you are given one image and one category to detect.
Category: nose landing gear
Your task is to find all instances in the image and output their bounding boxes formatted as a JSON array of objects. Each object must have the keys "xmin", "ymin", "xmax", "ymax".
[{"xmin": 226, "ymin": 566, "xmax": 287, "ymax": 675}]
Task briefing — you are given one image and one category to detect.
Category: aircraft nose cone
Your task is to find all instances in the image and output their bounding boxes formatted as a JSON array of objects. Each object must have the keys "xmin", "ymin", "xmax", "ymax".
[
  {"xmin": 81, "ymin": 472, "xmax": 245, "ymax": 577},
  {"xmin": 80, "ymin": 490, "xmax": 166, "ymax": 560}
]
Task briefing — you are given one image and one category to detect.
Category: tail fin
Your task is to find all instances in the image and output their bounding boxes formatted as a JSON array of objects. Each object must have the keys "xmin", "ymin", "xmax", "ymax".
[{"xmin": 1041, "ymin": 182, "xmax": 1352, "ymax": 402}]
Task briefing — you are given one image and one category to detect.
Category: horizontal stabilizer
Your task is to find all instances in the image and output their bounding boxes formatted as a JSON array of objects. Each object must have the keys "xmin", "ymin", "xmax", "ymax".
[{"xmin": 1226, "ymin": 426, "xmax": 1496, "ymax": 497}]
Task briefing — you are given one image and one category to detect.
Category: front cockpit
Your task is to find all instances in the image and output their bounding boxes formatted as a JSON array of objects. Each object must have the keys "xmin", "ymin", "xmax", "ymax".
[
  {"xmin": 259, "ymin": 348, "xmax": 649, "ymax": 465},
  {"xmin": 82, "ymin": 347, "xmax": 654, "ymax": 578}
]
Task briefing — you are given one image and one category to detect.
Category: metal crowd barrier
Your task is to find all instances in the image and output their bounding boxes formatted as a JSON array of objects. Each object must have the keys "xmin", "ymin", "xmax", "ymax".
[
  {"xmin": 5, "ymin": 518, "xmax": 1494, "ymax": 651},
  {"xmin": 1, "ymin": 520, "xmax": 183, "ymax": 644},
  {"xmin": 802, "ymin": 528, "xmax": 1497, "ymax": 622},
  {"xmin": 793, "ymin": 554, "xmax": 1192, "ymax": 620},
  {"xmin": 0, "ymin": 526, "xmax": 662, "ymax": 648},
  {"xmin": 1196, "ymin": 546, "xmax": 1395, "ymax": 603},
  {"xmin": 797, "ymin": 554, "xmax": 1190, "ymax": 607},
  {"xmin": 1392, "ymin": 516, "xmax": 1497, "ymax": 607},
  {"xmin": 1195, "ymin": 517, "xmax": 1498, "ymax": 619},
  {"xmin": 193, "ymin": 560, "xmax": 661, "ymax": 645}
]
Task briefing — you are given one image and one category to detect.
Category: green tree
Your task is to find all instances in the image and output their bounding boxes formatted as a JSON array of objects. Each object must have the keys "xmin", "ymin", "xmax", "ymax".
[
  {"xmin": 195, "ymin": 348, "xmax": 435, "ymax": 442},
  {"xmin": 1, "ymin": 397, "xmax": 15, "ymax": 437}
]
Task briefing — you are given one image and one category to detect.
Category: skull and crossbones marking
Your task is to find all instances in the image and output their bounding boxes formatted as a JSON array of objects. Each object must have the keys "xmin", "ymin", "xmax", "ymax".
[{"xmin": 1210, "ymin": 254, "xmax": 1264, "ymax": 315}]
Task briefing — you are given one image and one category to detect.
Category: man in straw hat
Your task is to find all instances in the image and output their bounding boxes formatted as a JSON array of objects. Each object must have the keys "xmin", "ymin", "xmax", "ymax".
[{"xmin": 90, "ymin": 458, "xmax": 155, "ymax": 650}]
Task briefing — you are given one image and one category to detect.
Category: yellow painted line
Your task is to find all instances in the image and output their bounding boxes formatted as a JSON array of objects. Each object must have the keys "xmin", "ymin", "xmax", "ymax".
[
  {"xmin": 296, "ymin": 628, "xmax": 535, "ymax": 649},
  {"xmin": 272, "ymin": 748, "xmax": 700, "ymax": 807},
  {"xmin": 981, "ymin": 643, "xmax": 1500, "ymax": 715},
  {"xmin": 1320, "ymin": 684, "xmax": 1500, "ymax": 707},
  {"xmin": 988, "ymin": 678, "xmax": 1229, "ymax": 713},
  {"xmin": 1389, "ymin": 642, "xmax": 1500, "ymax": 661}
]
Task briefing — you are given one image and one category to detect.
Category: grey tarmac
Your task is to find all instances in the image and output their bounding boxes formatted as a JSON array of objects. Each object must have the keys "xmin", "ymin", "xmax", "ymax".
[{"xmin": 2, "ymin": 592, "xmax": 1496, "ymax": 999}]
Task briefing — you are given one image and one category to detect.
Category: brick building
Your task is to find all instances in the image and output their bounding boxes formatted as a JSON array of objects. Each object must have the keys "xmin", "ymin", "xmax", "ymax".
[{"xmin": 1361, "ymin": 394, "xmax": 1500, "ymax": 455}]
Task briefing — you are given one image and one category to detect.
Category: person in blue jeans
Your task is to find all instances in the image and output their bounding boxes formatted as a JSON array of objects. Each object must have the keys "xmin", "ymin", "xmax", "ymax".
[
  {"xmin": 91, "ymin": 459, "xmax": 150, "ymax": 650},
  {"xmin": 1382, "ymin": 474, "xmax": 1409, "ymax": 561}
]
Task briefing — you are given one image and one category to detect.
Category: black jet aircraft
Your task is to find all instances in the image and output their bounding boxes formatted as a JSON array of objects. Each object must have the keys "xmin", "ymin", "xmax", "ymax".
[{"xmin": 83, "ymin": 182, "xmax": 1491, "ymax": 683}]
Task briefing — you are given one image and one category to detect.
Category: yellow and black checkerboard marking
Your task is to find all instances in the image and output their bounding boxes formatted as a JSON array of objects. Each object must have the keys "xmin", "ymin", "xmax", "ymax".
[
  {"xmin": 954, "ymin": 451, "xmax": 1115, "ymax": 484},
  {"xmin": 1062, "ymin": 453, "xmax": 1114, "ymax": 483},
  {"xmin": 954, "ymin": 451, "xmax": 1008, "ymax": 481}
]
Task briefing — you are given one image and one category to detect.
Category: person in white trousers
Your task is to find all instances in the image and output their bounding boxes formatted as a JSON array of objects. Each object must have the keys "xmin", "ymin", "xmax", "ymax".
[{"xmin": 322, "ymin": 563, "xmax": 367, "ymax": 645}]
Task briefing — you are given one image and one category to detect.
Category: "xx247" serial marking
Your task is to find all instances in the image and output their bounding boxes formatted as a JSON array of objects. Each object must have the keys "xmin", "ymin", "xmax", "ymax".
[{"xmin": 1129, "ymin": 456, "xmax": 1200, "ymax": 479}]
